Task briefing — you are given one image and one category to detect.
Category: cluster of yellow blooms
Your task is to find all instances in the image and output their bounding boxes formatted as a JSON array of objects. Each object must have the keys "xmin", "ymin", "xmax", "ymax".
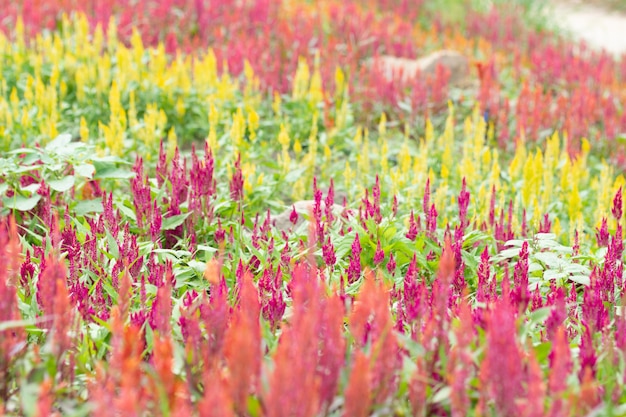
[{"xmin": 0, "ymin": 12, "xmax": 622, "ymax": 250}]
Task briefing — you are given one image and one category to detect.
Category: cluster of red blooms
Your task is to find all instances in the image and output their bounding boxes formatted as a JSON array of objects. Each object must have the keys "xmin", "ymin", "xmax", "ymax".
[{"xmin": 0, "ymin": 139, "xmax": 624, "ymax": 414}]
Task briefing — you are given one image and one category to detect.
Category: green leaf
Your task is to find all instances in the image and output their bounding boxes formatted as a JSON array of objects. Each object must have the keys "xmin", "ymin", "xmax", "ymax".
[
  {"xmin": 284, "ymin": 167, "xmax": 307, "ymax": 183},
  {"xmin": 105, "ymin": 229, "xmax": 120, "ymax": 259},
  {"xmin": 93, "ymin": 160, "xmax": 135, "ymax": 179},
  {"xmin": 432, "ymin": 386, "xmax": 451, "ymax": 404},
  {"xmin": 74, "ymin": 198, "xmax": 103, "ymax": 216},
  {"xmin": 162, "ymin": 212, "xmax": 191, "ymax": 230},
  {"xmin": 48, "ymin": 175, "xmax": 75, "ymax": 192},
  {"xmin": 3, "ymin": 194, "xmax": 41, "ymax": 211},
  {"xmin": 45, "ymin": 133, "xmax": 72, "ymax": 151},
  {"xmin": 74, "ymin": 163, "xmax": 95, "ymax": 179},
  {"xmin": 116, "ymin": 202, "xmax": 137, "ymax": 221},
  {"xmin": 528, "ymin": 307, "xmax": 551, "ymax": 325},
  {"xmin": 569, "ymin": 275, "xmax": 590, "ymax": 286},
  {"xmin": 197, "ymin": 244, "xmax": 218, "ymax": 253}
]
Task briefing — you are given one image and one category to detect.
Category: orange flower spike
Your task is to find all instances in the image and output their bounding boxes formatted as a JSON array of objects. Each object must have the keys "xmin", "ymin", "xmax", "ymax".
[
  {"xmin": 224, "ymin": 271, "xmax": 261, "ymax": 414},
  {"xmin": 342, "ymin": 351, "xmax": 371, "ymax": 417}
]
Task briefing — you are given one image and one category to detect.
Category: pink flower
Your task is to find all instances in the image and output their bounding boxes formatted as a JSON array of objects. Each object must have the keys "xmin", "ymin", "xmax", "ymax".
[{"xmin": 373, "ymin": 240, "xmax": 384, "ymax": 264}]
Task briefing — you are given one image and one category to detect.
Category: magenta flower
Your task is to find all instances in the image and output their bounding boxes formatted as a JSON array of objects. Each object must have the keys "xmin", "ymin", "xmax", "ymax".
[
  {"xmin": 612, "ymin": 187, "xmax": 623, "ymax": 220},
  {"xmin": 406, "ymin": 210, "xmax": 418, "ymax": 240},
  {"xmin": 457, "ymin": 178, "xmax": 470, "ymax": 228},
  {"xmin": 387, "ymin": 253, "xmax": 396, "ymax": 275},
  {"xmin": 322, "ymin": 237, "xmax": 336, "ymax": 268},
  {"xmin": 229, "ymin": 154, "xmax": 244, "ymax": 201},
  {"xmin": 373, "ymin": 240, "xmax": 384, "ymax": 265},
  {"xmin": 347, "ymin": 233, "xmax": 362, "ymax": 283}
]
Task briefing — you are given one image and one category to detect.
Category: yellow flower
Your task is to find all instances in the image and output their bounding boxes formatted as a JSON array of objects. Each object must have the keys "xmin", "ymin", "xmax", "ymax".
[{"xmin": 80, "ymin": 117, "xmax": 89, "ymax": 142}]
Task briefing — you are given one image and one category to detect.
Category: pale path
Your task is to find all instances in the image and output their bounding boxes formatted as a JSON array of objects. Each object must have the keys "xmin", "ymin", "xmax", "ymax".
[{"xmin": 548, "ymin": 1, "xmax": 626, "ymax": 57}]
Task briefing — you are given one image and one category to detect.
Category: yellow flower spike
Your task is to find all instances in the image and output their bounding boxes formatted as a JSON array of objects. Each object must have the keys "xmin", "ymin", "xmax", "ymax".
[
  {"xmin": 80, "ymin": 117, "xmax": 89, "ymax": 142},
  {"xmin": 20, "ymin": 109, "xmax": 31, "ymax": 130},
  {"xmin": 59, "ymin": 80, "xmax": 68, "ymax": 100},
  {"xmin": 477, "ymin": 184, "xmax": 488, "ymax": 223},
  {"xmin": 380, "ymin": 141, "xmax": 389, "ymax": 175},
  {"xmin": 532, "ymin": 198, "xmax": 541, "ymax": 226},
  {"xmin": 570, "ymin": 213, "xmax": 584, "ymax": 245},
  {"xmin": 294, "ymin": 139, "xmax": 303, "ymax": 155},
  {"xmin": 335, "ymin": 66, "xmax": 345, "ymax": 99},
  {"xmin": 333, "ymin": 99, "xmax": 348, "ymax": 131},
  {"xmin": 344, "ymin": 162, "xmax": 355, "ymax": 196},
  {"xmin": 273, "ymin": 92, "xmax": 282, "ymax": 115},
  {"xmin": 441, "ymin": 142, "xmax": 451, "ymax": 181},
  {"xmin": 399, "ymin": 141, "xmax": 411, "ymax": 175},
  {"xmin": 106, "ymin": 17, "xmax": 118, "ymax": 55},
  {"xmin": 568, "ymin": 182, "xmax": 582, "ymax": 226},
  {"xmin": 324, "ymin": 144, "xmax": 332, "ymax": 161},
  {"xmin": 93, "ymin": 24, "xmax": 104, "ymax": 58},
  {"xmin": 482, "ymin": 148, "xmax": 491, "ymax": 173},
  {"xmin": 520, "ymin": 149, "xmax": 534, "ymax": 207},
  {"xmin": 434, "ymin": 185, "xmax": 448, "ymax": 216},
  {"xmin": 281, "ymin": 149, "xmax": 291, "ymax": 174},
  {"xmin": 353, "ymin": 127, "xmax": 363, "ymax": 146},
  {"xmin": 167, "ymin": 128, "xmax": 178, "ymax": 161},
  {"xmin": 509, "ymin": 138, "xmax": 527, "ymax": 182},
  {"xmin": 553, "ymin": 217, "xmax": 562, "ymax": 237},
  {"xmin": 96, "ymin": 54, "xmax": 111, "ymax": 95},
  {"xmin": 463, "ymin": 116, "xmax": 472, "ymax": 140},
  {"xmin": 130, "ymin": 27, "xmax": 144, "ymax": 67},
  {"xmin": 425, "ymin": 118, "xmax": 434, "ymax": 145},
  {"xmin": 75, "ymin": 66, "xmax": 86, "ymax": 102},
  {"xmin": 247, "ymin": 108, "xmax": 259, "ymax": 141},
  {"xmin": 257, "ymin": 172, "xmax": 264, "ymax": 186},
  {"xmin": 309, "ymin": 53, "xmax": 323, "ymax": 105},
  {"xmin": 278, "ymin": 123, "xmax": 290, "ymax": 148},
  {"xmin": 559, "ymin": 157, "xmax": 571, "ymax": 192},
  {"xmin": 593, "ymin": 164, "xmax": 613, "ymax": 224},
  {"xmin": 293, "ymin": 177, "xmax": 305, "ymax": 201},
  {"xmin": 292, "ymin": 57, "xmax": 310, "ymax": 100},
  {"xmin": 176, "ymin": 97, "xmax": 186, "ymax": 118},
  {"xmin": 207, "ymin": 128, "xmax": 218, "ymax": 152},
  {"xmin": 15, "ymin": 17, "xmax": 25, "ymax": 50},
  {"xmin": 358, "ymin": 132, "xmax": 370, "ymax": 174},
  {"xmin": 9, "ymin": 88, "xmax": 19, "ymax": 119},
  {"xmin": 128, "ymin": 91, "xmax": 138, "ymax": 130},
  {"xmin": 378, "ymin": 113, "xmax": 387, "ymax": 138}
]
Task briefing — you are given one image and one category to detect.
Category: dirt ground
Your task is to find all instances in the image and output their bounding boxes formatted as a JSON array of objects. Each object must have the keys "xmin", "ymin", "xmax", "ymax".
[{"xmin": 549, "ymin": 0, "xmax": 626, "ymax": 56}]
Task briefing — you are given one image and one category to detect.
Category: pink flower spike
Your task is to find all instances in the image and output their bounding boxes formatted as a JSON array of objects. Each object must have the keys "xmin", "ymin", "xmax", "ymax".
[
  {"xmin": 387, "ymin": 253, "xmax": 397, "ymax": 274},
  {"xmin": 290, "ymin": 205, "xmax": 299, "ymax": 225},
  {"xmin": 613, "ymin": 187, "xmax": 623, "ymax": 220},
  {"xmin": 373, "ymin": 240, "xmax": 384, "ymax": 265}
]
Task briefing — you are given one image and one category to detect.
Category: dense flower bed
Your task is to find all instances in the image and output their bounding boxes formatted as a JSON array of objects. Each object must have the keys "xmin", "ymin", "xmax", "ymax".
[{"xmin": 1, "ymin": 2, "xmax": 626, "ymax": 416}]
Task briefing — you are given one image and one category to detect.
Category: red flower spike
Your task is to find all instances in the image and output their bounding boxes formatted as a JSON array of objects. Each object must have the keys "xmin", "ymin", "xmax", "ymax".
[
  {"xmin": 457, "ymin": 178, "xmax": 470, "ymax": 229},
  {"xmin": 264, "ymin": 263, "xmax": 323, "ymax": 417},
  {"xmin": 35, "ymin": 379, "xmax": 58, "ymax": 417},
  {"xmin": 198, "ymin": 365, "xmax": 234, "ymax": 417},
  {"xmin": 480, "ymin": 292, "xmax": 524, "ymax": 416},
  {"xmin": 373, "ymin": 240, "xmax": 384, "ymax": 265},
  {"xmin": 342, "ymin": 351, "xmax": 371, "ymax": 417},
  {"xmin": 612, "ymin": 187, "xmax": 623, "ymax": 220},
  {"xmin": 152, "ymin": 335, "xmax": 182, "ymax": 411},
  {"xmin": 548, "ymin": 326, "xmax": 572, "ymax": 415},
  {"xmin": 51, "ymin": 274, "xmax": 74, "ymax": 366},
  {"xmin": 406, "ymin": 210, "xmax": 418, "ymax": 240},
  {"xmin": 448, "ymin": 291, "xmax": 474, "ymax": 417},
  {"xmin": 348, "ymin": 271, "xmax": 398, "ymax": 404},
  {"xmin": 521, "ymin": 349, "xmax": 546, "ymax": 417},
  {"xmin": 37, "ymin": 255, "xmax": 68, "ymax": 327},
  {"xmin": 386, "ymin": 253, "xmax": 397, "ymax": 275},
  {"xmin": 224, "ymin": 271, "xmax": 261, "ymax": 414}
]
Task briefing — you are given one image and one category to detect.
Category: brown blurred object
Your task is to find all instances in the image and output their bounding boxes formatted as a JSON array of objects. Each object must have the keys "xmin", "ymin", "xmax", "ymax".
[{"xmin": 374, "ymin": 50, "xmax": 471, "ymax": 87}]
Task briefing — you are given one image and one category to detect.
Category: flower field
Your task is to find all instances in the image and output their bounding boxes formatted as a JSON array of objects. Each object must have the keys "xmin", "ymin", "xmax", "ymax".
[{"xmin": 2, "ymin": 0, "xmax": 626, "ymax": 415}]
